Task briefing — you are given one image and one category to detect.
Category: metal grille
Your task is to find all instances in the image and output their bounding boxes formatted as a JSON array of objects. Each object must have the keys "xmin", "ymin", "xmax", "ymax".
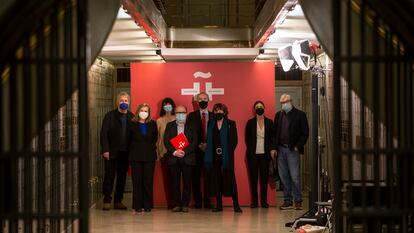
[
  {"xmin": 333, "ymin": 0, "xmax": 414, "ymax": 232},
  {"xmin": 87, "ymin": 58, "xmax": 115, "ymax": 205},
  {"xmin": 0, "ymin": 0, "xmax": 89, "ymax": 232}
]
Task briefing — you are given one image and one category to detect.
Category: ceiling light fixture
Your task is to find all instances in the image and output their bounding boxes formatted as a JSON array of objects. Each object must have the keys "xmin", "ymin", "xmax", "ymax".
[
  {"xmin": 278, "ymin": 40, "xmax": 322, "ymax": 72},
  {"xmin": 292, "ymin": 39, "xmax": 311, "ymax": 71},
  {"xmin": 278, "ymin": 44, "xmax": 297, "ymax": 71}
]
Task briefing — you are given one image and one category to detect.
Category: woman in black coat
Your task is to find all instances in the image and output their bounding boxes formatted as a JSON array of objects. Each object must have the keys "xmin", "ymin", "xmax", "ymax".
[
  {"xmin": 204, "ymin": 103, "xmax": 242, "ymax": 213},
  {"xmin": 129, "ymin": 103, "xmax": 158, "ymax": 213},
  {"xmin": 245, "ymin": 100, "xmax": 274, "ymax": 208}
]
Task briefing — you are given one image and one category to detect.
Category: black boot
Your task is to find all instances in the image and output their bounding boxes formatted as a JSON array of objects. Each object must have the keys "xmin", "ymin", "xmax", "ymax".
[
  {"xmin": 212, "ymin": 205, "xmax": 223, "ymax": 212},
  {"xmin": 233, "ymin": 203, "xmax": 242, "ymax": 213},
  {"xmin": 212, "ymin": 197, "xmax": 223, "ymax": 212},
  {"xmin": 233, "ymin": 195, "xmax": 242, "ymax": 213}
]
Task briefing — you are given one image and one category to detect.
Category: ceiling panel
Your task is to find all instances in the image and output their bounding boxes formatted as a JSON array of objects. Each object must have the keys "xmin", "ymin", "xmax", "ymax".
[
  {"xmin": 261, "ymin": 4, "xmax": 319, "ymax": 61},
  {"xmin": 99, "ymin": 7, "xmax": 162, "ymax": 63},
  {"xmin": 99, "ymin": 3, "xmax": 319, "ymax": 63}
]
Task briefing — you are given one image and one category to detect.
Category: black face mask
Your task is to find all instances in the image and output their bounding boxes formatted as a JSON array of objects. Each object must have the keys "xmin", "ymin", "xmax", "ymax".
[
  {"xmin": 198, "ymin": 101, "xmax": 208, "ymax": 109},
  {"xmin": 255, "ymin": 108, "xmax": 265, "ymax": 116},
  {"xmin": 214, "ymin": 113, "xmax": 224, "ymax": 120}
]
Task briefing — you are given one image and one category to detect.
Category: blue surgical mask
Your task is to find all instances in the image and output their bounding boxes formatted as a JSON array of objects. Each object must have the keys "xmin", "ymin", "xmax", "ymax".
[
  {"xmin": 119, "ymin": 102, "xmax": 129, "ymax": 110},
  {"xmin": 163, "ymin": 105, "xmax": 172, "ymax": 112},
  {"xmin": 282, "ymin": 103, "xmax": 292, "ymax": 113},
  {"xmin": 176, "ymin": 113, "xmax": 186, "ymax": 122}
]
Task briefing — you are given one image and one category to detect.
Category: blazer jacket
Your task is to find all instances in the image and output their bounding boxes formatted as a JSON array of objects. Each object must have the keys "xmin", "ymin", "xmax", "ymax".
[
  {"xmin": 273, "ymin": 107, "xmax": 309, "ymax": 154},
  {"xmin": 100, "ymin": 108, "xmax": 134, "ymax": 159},
  {"xmin": 187, "ymin": 110, "xmax": 213, "ymax": 154},
  {"xmin": 244, "ymin": 116, "xmax": 275, "ymax": 158},
  {"xmin": 128, "ymin": 120, "xmax": 158, "ymax": 162},
  {"xmin": 163, "ymin": 121, "xmax": 198, "ymax": 166}
]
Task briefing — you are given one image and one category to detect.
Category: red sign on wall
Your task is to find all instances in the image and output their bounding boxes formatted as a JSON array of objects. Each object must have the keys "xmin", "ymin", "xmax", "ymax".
[{"xmin": 131, "ymin": 62, "xmax": 276, "ymax": 206}]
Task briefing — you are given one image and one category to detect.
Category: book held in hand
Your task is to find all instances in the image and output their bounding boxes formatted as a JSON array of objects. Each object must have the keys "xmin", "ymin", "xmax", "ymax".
[{"xmin": 169, "ymin": 132, "xmax": 189, "ymax": 150}]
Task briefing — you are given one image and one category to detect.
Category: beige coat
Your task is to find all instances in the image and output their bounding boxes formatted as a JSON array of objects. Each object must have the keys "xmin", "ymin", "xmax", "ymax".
[{"xmin": 156, "ymin": 115, "xmax": 175, "ymax": 159}]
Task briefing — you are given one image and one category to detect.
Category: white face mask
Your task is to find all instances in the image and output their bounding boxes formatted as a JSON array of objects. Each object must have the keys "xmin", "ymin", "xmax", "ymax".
[
  {"xmin": 139, "ymin": 111, "xmax": 149, "ymax": 120},
  {"xmin": 163, "ymin": 104, "xmax": 172, "ymax": 112},
  {"xmin": 282, "ymin": 103, "xmax": 292, "ymax": 113},
  {"xmin": 176, "ymin": 113, "xmax": 186, "ymax": 122}
]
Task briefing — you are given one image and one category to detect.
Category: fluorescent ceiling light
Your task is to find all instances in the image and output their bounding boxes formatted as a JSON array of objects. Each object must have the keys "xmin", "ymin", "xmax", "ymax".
[
  {"xmin": 160, "ymin": 48, "xmax": 259, "ymax": 61},
  {"xmin": 117, "ymin": 8, "xmax": 131, "ymax": 19}
]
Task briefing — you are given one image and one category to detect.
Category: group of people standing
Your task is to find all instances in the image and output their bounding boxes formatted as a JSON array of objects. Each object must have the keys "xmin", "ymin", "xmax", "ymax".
[{"xmin": 100, "ymin": 91, "xmax": 309, "ymax": 214}]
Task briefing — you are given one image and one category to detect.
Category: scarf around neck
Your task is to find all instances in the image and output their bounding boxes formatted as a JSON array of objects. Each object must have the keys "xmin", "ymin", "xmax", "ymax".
[{"xmin": 204, "ymin": 117, "xmax": 229, "ymax": 169}]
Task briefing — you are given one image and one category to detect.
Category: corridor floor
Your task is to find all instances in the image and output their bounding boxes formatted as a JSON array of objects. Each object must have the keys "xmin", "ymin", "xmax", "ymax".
[{"xmin": 90, "ymin": 194, "xmax": 307, "ymax": 233}]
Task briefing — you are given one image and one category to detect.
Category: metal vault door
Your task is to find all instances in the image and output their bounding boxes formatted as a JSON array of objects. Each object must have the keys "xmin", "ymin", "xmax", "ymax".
[
  {"xmin": 332, "ymin": 0, "xmax": 414, "ymax": 232},
  {"xmin": 0, "ymin": 0, "xmax": 90, "ymax": 232}
]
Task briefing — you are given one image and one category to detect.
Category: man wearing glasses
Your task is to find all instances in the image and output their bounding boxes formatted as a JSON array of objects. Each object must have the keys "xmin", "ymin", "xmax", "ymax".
[
  {"xmin": 272, "ymin": 94, "xmax": 309, "ymax": 210},
  {"xmin": 164, "ymin": 105, "xmax": 198, "ymax": 212}
]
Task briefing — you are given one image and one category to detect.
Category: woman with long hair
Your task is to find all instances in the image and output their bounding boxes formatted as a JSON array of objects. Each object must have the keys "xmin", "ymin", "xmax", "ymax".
[
  {"xmin": 156, "ymin": 97, "xmax": 176, "ymax": 159},
  {"xmin": 156, "ymin": 97, "xmax": 176, "ymax": 208}
]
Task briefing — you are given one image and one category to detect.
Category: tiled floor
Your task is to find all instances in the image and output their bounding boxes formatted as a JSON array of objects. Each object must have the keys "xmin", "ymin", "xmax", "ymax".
[{"xmin": 90, "ymin": 194, "xmax": 308, "ymax": 233}]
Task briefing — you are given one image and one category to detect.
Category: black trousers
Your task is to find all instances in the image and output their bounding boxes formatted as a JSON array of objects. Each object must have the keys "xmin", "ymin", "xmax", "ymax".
[
  {"xmin": 247, "ymin": 154, "xmax": 270, "ymax": 205},
  {"xmin": 211, "ymin": 154, "xmax": 239, "ymax": 206},
  {"xmin": 102, "ymin": 152, "xmax": 129, "ymax": 203},
  {"xmin": 161, "ymin": 156, "xmax": 174, "ymax": 208},
  {"xmin": 169, "ymin": 160, "xmax": 193, "ymax": 207},
  {"xmin": 130, "ymin": 161, "xmax": 155, "ymax": 210},
  {"xmin": 192, "ymin": 152, "xmax": 211, "ymax": 206},
  {"xmin": 215, "ymin": 174, "xmax": 239, "ymax": 206}
]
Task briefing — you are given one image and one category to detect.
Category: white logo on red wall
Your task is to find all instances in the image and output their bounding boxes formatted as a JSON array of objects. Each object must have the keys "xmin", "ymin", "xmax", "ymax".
[{"xmin": 181, "ymin": 71, "xmax": 224, "ymax": 100}]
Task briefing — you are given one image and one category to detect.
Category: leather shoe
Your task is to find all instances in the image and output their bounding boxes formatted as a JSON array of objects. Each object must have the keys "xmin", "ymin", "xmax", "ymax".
[
  {"xmin": 250, "ymin": 203, "xmax": 258, "ymax": 208},
  {"xmin": 261, "ymin": 203, "xmax": 269, "ymax": 208},
  {"xmin": 172, "ymin": 206, "xmax": 181, "ymax": 212},
  {"xmin": 144, "ymin": 208, "xmax": 151, "ymax": 212},
  {"xmin": 102, "ymin": 203, "xmax": 111, "ymax": 211},
  {"xmin": 279, "ymin": 200, "xmax": 293, "ymax": 210},
  {"xmin": 294, "ymin": 202, "xmax": 303, "ymax": 210},
  {"xmin": 233, "ymin": 205, "xmax": 243, "ymax": 213},
  {"xmin": 114, "ymin": 202, "xmax": 127, "ymax": 210},
  {"xmin": 212, "ymin": 205, "xmax": 223, "ymax": 212},
  {"xmin": 182, "ymin": 207, "xmax": 189, "ymax": 212}
]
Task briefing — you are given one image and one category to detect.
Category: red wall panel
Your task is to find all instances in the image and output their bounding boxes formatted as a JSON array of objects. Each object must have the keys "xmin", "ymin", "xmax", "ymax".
[{"xmin": 130, "ymin": 62, "xmax": 276, "ymax": 206}]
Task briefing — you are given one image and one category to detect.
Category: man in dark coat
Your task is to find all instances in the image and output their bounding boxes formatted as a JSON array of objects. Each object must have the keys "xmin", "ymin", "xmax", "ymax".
[
  {"xmin": 273, "ymin": 94, "xmax": 309, "ymax": 210},
  {"xmin": 186, "ymin": 92, "xmax": 213, "ymax": 208},
  {"xmin": 164, "ymin": 105, "xmax": 198, "ymax": 212},
  {"xmin": 100, "ymin": 92, "xmax": 134, "ymax": 210}
]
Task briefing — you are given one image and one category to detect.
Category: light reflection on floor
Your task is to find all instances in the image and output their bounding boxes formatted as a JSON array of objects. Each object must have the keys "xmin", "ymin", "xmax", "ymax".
[{"xmin": 90, "ymin": 194, "xmax": 307, "ymax": 233}]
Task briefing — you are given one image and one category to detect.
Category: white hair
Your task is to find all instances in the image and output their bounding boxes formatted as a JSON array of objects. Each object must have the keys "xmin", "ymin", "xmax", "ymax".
[
  {"xmin": 280, "ymin": 94, "xmax": 292, "ymax": 102},
  {"xmin": 196, "ymin": 92, "xmax": 210, "ymax": 101},
  {"xmin": 117, "ymin": 92, "xmax": 130, "ymax": 101}
]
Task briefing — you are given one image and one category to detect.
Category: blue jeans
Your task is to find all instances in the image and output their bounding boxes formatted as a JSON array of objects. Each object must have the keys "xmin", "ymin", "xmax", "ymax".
[{"xmin": 277, "ymin": 146, "xmax": 302, "ymax": 203}]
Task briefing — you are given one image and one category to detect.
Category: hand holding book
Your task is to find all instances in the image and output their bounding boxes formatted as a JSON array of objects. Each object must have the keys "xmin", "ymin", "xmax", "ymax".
[{"xmin": 169, "ymin": 133, "xmax": 189, "ymax": 150}]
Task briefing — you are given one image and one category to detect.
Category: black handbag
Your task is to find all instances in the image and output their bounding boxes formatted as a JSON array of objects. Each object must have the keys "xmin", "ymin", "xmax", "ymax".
[{"xmin": 268, "ymin": 157, "xmax": 280, "ymax": 188}]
